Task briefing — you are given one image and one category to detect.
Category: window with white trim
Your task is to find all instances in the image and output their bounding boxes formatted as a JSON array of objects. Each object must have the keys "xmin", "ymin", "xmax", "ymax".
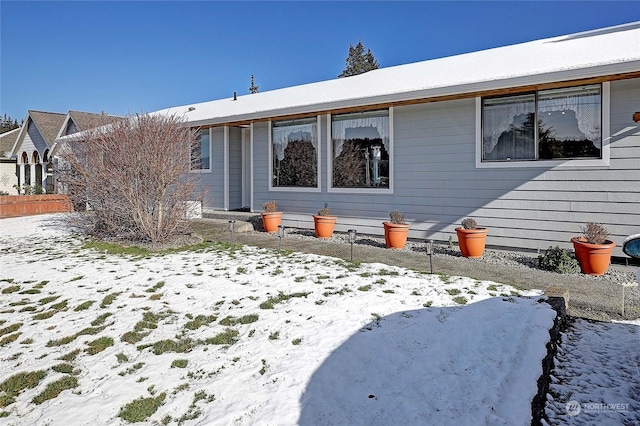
[
  {"xmin": 331, "ymin": 109, "xmax": 390, "ymax": 188},
  {"xmin": 191, "ymin": 129, "xmax": 210, "ymax": 171},
  {"xmin": 482, "ymin": 84, "xmax": 602, "ymax": 162},
  {"xmin": 271, "ymin": 117, "xmax": 318, "ymax": 187}
]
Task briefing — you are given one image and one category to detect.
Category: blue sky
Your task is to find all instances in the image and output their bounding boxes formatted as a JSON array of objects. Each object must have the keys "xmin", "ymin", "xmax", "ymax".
[{"xmin": 1, "ymin": 1, "xmax": 638, "ymax": 121}]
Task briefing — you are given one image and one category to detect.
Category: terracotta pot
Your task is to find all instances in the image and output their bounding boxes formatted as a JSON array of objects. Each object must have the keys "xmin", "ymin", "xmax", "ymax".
[
  {"xmin": 383, "ymin": 222, "xmax": 410, "ymax": 249},
  {"xmin": 261, "ymin": 212, "xmax": 282, "ymax": 233},
  {"xmin": 313, "ymin": 215, "xmax": 337, "ymax": 239},
  {"xmin": 456, "ymin": 227, "xmax": 489, "ymax": 258},
  {"xmin": 571, "ymin": 237, "xmax": 616, "ymax": 276}
]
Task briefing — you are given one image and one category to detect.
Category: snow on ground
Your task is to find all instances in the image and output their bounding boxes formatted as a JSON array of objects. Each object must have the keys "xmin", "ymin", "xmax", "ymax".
[
  {"xmin": 0, "ymin": 213, "xmax": 598, "ymax": 425},
  {"xmin": 544, "ymin": 319, "xmax": 640, "ymax": 425}
]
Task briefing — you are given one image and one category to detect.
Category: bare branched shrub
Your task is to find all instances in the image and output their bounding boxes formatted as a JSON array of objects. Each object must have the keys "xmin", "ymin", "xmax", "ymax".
[
  {"xmin": 581, "ymin": 222, "xmax": 610, "ymax": 245},
  {"xmin": 461, "ymin": 218, "xmax": 478, "ymax": 230},
  {"xmin": 389, "ymin": 210, "xmax": 406, "ymax": 224},
  {"xmin": 58, "ymin": 113, "xmax": 202, "ymax": 244},
  {"xmin": 262, "ymin": 200, "xmax": 277, "ymax": 213}
]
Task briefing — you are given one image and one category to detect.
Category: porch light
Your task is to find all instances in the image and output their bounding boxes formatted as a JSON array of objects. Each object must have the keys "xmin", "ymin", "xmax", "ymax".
[{"xmin": 348, "ymin": 229, "xmax": 357, "ymax": 261}]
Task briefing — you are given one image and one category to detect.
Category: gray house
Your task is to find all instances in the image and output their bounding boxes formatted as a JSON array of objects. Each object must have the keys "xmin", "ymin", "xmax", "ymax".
[{"xmin": 154, "ymin": 22, "xmax": 640, "ymax": 257}]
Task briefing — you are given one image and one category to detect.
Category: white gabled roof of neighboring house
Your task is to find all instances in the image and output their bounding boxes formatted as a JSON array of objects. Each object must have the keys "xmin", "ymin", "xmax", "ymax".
[{"xmin": 153, "ymin": 21, "xmax": 640, "ymax": 126}]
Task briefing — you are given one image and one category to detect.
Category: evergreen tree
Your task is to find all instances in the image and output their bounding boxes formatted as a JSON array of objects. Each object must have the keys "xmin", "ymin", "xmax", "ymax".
[
  {"xmin": 249, "ymin": 75, "xmax": 259, "ymax": 94},
  {"xmin": 0, "ymin": 113, "xmax": 20, "ymax": 134},
  {"xmin": 338, "ymin": 40, "xmax": 380, "ymax": 78}
]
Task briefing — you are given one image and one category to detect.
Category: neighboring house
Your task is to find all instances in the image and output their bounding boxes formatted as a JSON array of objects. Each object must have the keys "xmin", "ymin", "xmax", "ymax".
[
  {"xmin": 155, "ymin": 22, "xmax": 638, "ymax": 257},
  {"xmin": 10, "ymin": 110, "xmax": 120, "ymax": 194},
  {"xmin": 0, "ymin": 128, "xmax": 21, "ymax": 194}
]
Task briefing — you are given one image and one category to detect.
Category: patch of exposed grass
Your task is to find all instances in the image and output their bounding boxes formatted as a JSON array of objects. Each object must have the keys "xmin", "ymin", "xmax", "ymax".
[
  {"xmin": 2, "ymin": 286, "xmax": 20, "ymax": 295},
  {"xmin": 33, "ymin": 310, "xmax": 57, "ymax": 320},
  {"xmin": 204, "ymin": 329, "xmax": 239, "ymax": 346},
  {"xmin": 100, "ymin": 292, "xmax": 121, "ymax": 308},
  {"xmin": 119, "ymin": 362, "xmax": 144, "ymax": 376},
  {"xmin": 19, "ymin": 289, "xmax": 40, "ymax": 295},
  {"xmin": 171, "ymin": 359, "xmax": 188, "ymax": 368},
  {"xmin": 292, "ymin": 338, "xmax": 302, "ymax": 345},
  {"xmin": 259, "ymin": 292, "xmax": 310, "ymax": 309},
  {"xmin": 34, "ymin": 280, "xmax": 49, "ymax": 289},
  {"xmin": 20, "ymin": 338, "xmax": 34, "ymax": 345},
  {"xmin": 486, "ymin": 284, "xmax": 498, "ymax": 292},
  {"xmin": 0, "ymin": 323, "xmax": 22, "ymax": 338},
  {"xmin": 423, "ymin": 301, "xmax": 433, "ymax": 308},
  {"xmin": 9, "ymin": 300, "xmax": 29, "ymax": 306},
  {"xmin": 51, "ymin": 363, "xmax": 74, "ymax": 374},
  {"xmin": 0, "ymin": 370, "xmax": 47, "ymax": 399},
  {"xmin": 118, "ymin": 392, "xmax": 166, "ymax": 423},
  {"xmin": 184, "ymin": 315, "xmax": 218, "ymax": 331},
  {"xmin": 32, "ymin": 376, "xmax": 78, "ymax": 405},
  {"xmin": 322, "ymin": 287, "xmax": 351, "ymax": 297},
  {"xmin": 122, "ymin": 331, "xmax": 148, "ymax": 344},
  {"xmin": 91, "ymin": 313, "xmax": 113, "ymax": 327},
  {"xmin": 84, "ymin": 240, "xmax": 151, "ymax": 256},
  {"xmin": 145, "ymin": 281, "xmax": 165, "ymax": 293},
  {"xmin": 116, "ymin": 353, "xmax": 129, "ymax": 363},
  {"xmin": 268, "ymin": 331, "xmax": 280, "ymax": 340},
  {"xmin": 50, "ymin": 300, "xmax": 68, "ymax": 310},
  {"xmin": 149, "ymin": 339, "xmax": 195, "ymax": 355},
  {"xmin": 0, "ymin": 394, "xmax": 15, "ymax": 408},
  {"xmin": 74, "ymin": 300, "xmax": 95, "ymax": 311},
  {"xmin": 382, "ymin": 289, "xmax": 395, "ymax": 294},
  {"xmin": 453, "ymin": 296, "xmax": 468, "ymax": 305},
  {"xmin": 58, "ymin": 349, "xmax": 81, "ymax": 362},
  {"xmin": 0, "ymin": 333, "xmax": 21, "ymax": 347},
  {"xmin": 19, "ymin": 306, "xmax": 36, "ymax": 312},
  {"xmin": 46, "ymin": 326, "xmax": 106, "ymax": 347},
  {"xmin": 357, "ymin": 285, "xmax": 371, "ymax": 292},
  {"xmin": 218, "ymin": 314, "xmax": 258, "ymax": 326},
  {"xmin": 85, "ymin": 336, "xmax": 114, "ymax": 355},
  {"xmin": 445, "ymin": 288, "xmax": 461, "ymax": 296},
  {"xmin": 38, "ymin": 295, "xmax": 60, "ymax": 305}
]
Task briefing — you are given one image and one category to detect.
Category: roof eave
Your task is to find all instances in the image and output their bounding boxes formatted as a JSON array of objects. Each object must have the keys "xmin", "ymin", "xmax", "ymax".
[{"xmin": 188, "ymin": 60, "xmax": 640, "ymax": 127}]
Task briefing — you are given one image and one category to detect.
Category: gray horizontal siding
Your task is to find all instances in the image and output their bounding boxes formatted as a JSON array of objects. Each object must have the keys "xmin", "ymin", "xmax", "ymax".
[
  {"xmin": 253, "ymin": 78, "xmax": 639, "ymax": 258},
  {"xmin": 199, "ymin": 128, "xmax": 225, "ymax": 209},
  {"xmin": 228, "ymin": 127, "xmax": 242, "ymax": 210}
]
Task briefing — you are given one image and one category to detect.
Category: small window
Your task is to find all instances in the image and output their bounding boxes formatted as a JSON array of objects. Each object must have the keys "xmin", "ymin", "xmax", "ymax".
[
  {"xmin": 191, "ymin": 129, "xmax": 210, "ymax": 171},
  {"xmin": 482, "ymin": 84, "xmax": 602, "ymax": 162},
  {"xmin": 271, "ymin": 117, "xmax": 318, "ymax": 187},
  {"xmin": 331, "ymin": 110, "xmax": 390, "ymax": 188}
]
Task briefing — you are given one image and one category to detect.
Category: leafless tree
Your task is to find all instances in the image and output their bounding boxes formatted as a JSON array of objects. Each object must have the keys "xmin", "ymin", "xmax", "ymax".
[{"xmin": 58, "ymin": 113, "xmax": 202, "ymax": 244}]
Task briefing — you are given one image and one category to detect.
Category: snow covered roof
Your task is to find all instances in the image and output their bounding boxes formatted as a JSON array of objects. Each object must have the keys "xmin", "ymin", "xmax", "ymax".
[{"xmin": 154, "ymin": 22, "xmax": 640, "ymax": 127}]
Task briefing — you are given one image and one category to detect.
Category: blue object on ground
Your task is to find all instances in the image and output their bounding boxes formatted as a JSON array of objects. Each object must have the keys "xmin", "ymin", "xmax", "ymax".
[{"xmin": 622, "ymin": 234, "xmax": 640, "ymax": 259}]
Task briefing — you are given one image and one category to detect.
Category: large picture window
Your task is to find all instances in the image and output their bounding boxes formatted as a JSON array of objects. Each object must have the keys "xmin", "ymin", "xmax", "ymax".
[
  {"xmin": 272, "ymin": 117, "xmax": 318, "ymax": 187},
  {"xmin": 191, "ymin": 129, "xmax": 210, "ymax": 171},
  {"xmin": 482, "ymin": 84, "xmax": 601, "ymax": 162},
  {"xmin": 331, "ymin": 110, "xmax": 389, "ymax": 188}
]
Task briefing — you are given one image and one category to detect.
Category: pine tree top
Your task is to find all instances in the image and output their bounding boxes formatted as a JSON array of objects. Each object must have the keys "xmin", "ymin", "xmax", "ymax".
[{"xmin": 338, "ymin": 40, "xmax": 380, "ymax": 78}]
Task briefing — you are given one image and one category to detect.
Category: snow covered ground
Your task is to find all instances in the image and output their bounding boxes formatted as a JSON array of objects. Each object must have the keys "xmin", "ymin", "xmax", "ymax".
[{"xmin": 0, "ymin": 214, "xmax": 636, "ymax": 425}]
